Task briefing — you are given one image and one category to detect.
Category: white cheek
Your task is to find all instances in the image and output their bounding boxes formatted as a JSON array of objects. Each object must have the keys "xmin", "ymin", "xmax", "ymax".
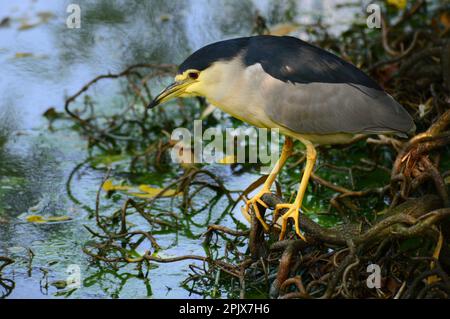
[{"xmin": 185, "ymin": 82, "xmax": 202, "ymax": 95}]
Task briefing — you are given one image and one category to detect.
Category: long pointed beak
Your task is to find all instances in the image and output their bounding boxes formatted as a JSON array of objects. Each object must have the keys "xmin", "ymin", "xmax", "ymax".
[{"xmin": 148, "ymin": 79, "xmax": 193, "ymax": 109}]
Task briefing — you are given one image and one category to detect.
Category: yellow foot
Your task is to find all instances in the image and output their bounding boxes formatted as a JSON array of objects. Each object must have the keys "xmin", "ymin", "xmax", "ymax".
[
  {"xmin": 241, "ymin": 190, "xmax": 270, "ymax": 232},
  {"xmin": 275, "ymin": 202, "xmax": 306, "ymax": 241}
]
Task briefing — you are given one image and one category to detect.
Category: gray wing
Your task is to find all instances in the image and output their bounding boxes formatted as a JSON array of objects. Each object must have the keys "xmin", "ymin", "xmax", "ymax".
[{"xmin": 265, "ymin": 82, "xmax": 416, "ymax": 136}]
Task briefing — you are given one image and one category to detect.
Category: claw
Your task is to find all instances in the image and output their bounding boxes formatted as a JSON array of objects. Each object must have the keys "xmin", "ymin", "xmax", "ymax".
[
  {"xmin": 242, "ymin": 190, "xmax": 270, "ymax": 232},
  {"xmin": 276, "ymin": 202, "xmax": 306, "ymax": 241}
]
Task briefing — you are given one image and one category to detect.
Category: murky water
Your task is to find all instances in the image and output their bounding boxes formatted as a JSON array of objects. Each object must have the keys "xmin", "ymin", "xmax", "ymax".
[{"xmin": 0, "ymin": 0, "xmax": 360, "ymax": 298}]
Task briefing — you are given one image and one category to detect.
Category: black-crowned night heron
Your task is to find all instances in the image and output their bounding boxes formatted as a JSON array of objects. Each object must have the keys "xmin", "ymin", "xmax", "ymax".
[{"xmin": 149, "ymin": 35, "xmax": 415, "ymax": 241}]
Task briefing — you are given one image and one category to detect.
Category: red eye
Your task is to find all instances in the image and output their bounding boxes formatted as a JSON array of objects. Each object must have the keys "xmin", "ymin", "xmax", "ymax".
[{"xmin": 188, "ymin": 72, "xmax": 198, "ymax": 79}]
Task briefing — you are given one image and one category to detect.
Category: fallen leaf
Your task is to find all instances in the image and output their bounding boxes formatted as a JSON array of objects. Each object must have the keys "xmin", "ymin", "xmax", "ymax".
[
  {"xmin": 51, "ymin": 280, "xmax": 67, "ymax": 289},
  {"xmin": 102, "ymin": 179, "xmax": 132, "ymax": 192},
  {"xmin": 37, "ymin": 11, "xmax": 55, "ymax": 23},
  {"xmin": 26, "ymin": 215, "xmax": 72, "ymax": 223},
  {"xmin": 14, "ymin": 52, "xmax": 33, "ymax": 58},
  {"xmin": 158, "ymin": 14, "xmax": 172, "ymax": 22},
  {"xmin": 102, "ymin": 179, "xmax": 114, "ymax": 191},
  {"xmin": 18, "ymin": 22, "xmax": 40, "ymax": 31},
  {"xmin": 103, "ymin": 180, "xmax": 181, "ymax": 198},
  {"xmin": 138, "ymin": 185, "xmax": 179, "ymax": 197},
  {"xmin": 26, "ymin": 215, "xmax": 46, "ymax": 223}
]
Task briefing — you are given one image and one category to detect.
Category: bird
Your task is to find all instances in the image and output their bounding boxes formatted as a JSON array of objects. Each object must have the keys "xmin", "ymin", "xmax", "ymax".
[{"xmin": 148, "ymin": 35, "xmax": 415, "ymax": 241}]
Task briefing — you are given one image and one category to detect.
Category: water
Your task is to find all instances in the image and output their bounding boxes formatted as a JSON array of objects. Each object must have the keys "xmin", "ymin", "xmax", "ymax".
[{"xmin": 0, "ymin": 0, "xmax": 360, "ymax": 298}]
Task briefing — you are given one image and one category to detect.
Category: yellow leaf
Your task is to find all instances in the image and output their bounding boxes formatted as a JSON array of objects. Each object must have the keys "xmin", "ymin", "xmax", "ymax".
[
  {"xmin": 26, "ymin": 215, "xmax": 72, "ymax": 223},
  {"xmin": 18, "ymin": 22, "xmax": 40, "ymax": 31},
  {"xmin": 138, "ymin": 185, "xmax": 179, "ymax": 197},
  {"xmin": 102, "ymin": 179, "xmax": 114, "ymax": 191},
  {"xmin": 14, "ymin": 52, "xmax": 33, "ymax": 58},
  {"xmin": 102, "ymin": 179, "xmax": 132, "ymax": 192},
  {"xmin": 217, "ymin": 155, "xmax": 236, "ymax": 164},
  {"xmin": 158, "ymin": 14, "xmax": 172, "ymax": 22},
  {"xmin": 103, "ymin": 180, "xmax": 180, "ymax": 198},
  {"xmin": 387, "ymin": 0, "xmax": 407, "ymax": 10},
  {"xmin": 26, "ymin": 215, "xmax": 46, "ymax": 223}
]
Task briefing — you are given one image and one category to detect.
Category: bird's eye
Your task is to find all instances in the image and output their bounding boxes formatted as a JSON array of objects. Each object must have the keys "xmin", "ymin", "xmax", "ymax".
[{"xmin": 188, "ymin": 72, "xmax": 199, "ymax": 79}]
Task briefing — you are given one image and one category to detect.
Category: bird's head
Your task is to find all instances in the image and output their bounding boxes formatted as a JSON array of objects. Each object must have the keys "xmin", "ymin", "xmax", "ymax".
[
  {"xmin": 147, "ymin": 69, "xmax": 201, "ymax": 108},
  {"xmin": 148, "ymin": 37, "xmax": 249, "ymax": 109}
]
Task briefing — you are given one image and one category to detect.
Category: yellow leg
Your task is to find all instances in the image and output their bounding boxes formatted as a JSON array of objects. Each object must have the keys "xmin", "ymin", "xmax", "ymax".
[
  {"xmin": 276, "ymin": 139, "xmax": 317, "ymax": 241},
  {"xmin": 242, "ymin": 137, "xmax": 294, "ymax": 232}
]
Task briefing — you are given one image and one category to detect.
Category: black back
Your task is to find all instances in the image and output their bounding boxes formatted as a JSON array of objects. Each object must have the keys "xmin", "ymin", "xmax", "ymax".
[
  {"xmin": 178, "ymin": 37, "xmax": 249, "ymax": 74},
  {"xmin": 178, "ymin": 35, "xmax": 381, "ymax": 90}
]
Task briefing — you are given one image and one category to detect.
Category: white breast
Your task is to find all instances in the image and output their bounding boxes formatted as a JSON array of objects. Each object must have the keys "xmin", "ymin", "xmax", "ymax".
[{"xmin": 201, "ymin": 60, "xmax": 279, "ymax": 128}]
